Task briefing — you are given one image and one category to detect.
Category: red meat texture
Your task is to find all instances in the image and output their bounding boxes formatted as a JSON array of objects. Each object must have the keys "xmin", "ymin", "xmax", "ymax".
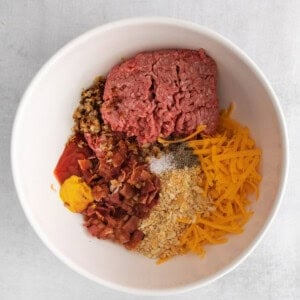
[{"xmin": 101, "ymin": 49, "xmax": 219, "ymax": 143}]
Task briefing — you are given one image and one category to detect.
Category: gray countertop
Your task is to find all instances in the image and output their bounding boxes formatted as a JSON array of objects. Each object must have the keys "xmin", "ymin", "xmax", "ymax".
[{"xmin": 1, "ymin": 1, "xmax": 299, "ymax": 299}]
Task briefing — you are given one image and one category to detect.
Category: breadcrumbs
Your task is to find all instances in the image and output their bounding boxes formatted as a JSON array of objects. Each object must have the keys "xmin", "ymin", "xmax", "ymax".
[{"xmin": 137, "ymin": 166, "xmax": 214, "ymax": 260}]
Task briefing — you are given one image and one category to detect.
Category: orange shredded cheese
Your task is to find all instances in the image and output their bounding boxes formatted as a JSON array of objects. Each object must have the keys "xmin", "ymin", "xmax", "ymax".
[
  {"xmin": 158, "ymin": 125, "xmax": 206, "ymax": 145},
  {"xmin": 178, "ymin": 103, "xmax": 262, "ymax": 258},
  {"xmin": 156, "ymin": 256, "xmax": 172, "ymax": 265}
]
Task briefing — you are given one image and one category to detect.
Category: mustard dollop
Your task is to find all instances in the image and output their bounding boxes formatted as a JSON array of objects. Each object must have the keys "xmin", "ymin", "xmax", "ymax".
[{"xmin": 59, "ymin": 175, "xmax": 93, "ymax": 212}]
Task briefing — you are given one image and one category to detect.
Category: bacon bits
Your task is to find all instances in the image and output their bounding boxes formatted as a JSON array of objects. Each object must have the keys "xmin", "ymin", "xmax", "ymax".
[{"xmin": 82, "ymin": 126, "xmax": 160, "ymax": 249}]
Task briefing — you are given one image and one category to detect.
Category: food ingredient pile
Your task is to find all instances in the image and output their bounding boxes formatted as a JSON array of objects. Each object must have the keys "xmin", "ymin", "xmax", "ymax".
[
  {"xmin": 54, "ymin": 49, "xmax": 262, "ymax": 263},
  {"xmin": 137, "ymin": 166, "xmax": 214, "ymax": 260}
]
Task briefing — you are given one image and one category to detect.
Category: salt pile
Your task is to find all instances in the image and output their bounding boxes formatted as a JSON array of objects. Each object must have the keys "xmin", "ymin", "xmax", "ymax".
[
  {"xmin": 150, "ymin": 143, "xmax": 199, "ymax": 174},
  {"xmin": 150, "ymin": 153, "xmax": 174, "ymax": 174}
]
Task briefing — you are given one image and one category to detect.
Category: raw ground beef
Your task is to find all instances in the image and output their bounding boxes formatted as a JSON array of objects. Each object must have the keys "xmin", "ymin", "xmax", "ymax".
[{"xmin": 101, "ymin": 49, "xmax": 219, "ymax": 143}]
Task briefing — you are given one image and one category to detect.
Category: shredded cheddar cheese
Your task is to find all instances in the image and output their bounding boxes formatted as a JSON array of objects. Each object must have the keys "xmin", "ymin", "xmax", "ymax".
[
  {"xmin": 157, "ymin": 125, "xmax": 206, "ymax": 145},
  {"xmin": 178, "ymin": 104, "xmax": 262, "ymax": 258}
]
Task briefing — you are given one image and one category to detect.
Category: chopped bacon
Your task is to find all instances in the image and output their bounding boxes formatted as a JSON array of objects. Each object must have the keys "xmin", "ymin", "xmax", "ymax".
[
  {"xmin": 122, "ymin": 216, "xmax": 140, "ymax": 233},
  {"xmin": 106, "ymin": 192, "xmax": 121, "ymax": 206},
  {"xmin": 119, "ymin": 201, "xmax": 133, "ymax": 214},
  {"xmin": 118, "ymin": 169, "xmax": 127, "ymax": 183},
  {"xmin": 98, "ymin": 226, "xmax": 114, "ymax": 239},
  {"xmin": 95, "ymin": 211, "xmax": 105, "ymax": 222},
  {"xmin": 97, "ymin": 206, "xmax": 111, "ymax": 216},
  {"xmin": 125, "ymin": 230, "xmax": 145, "ymax": 249},
  {"xmin": 112, "ymin": 152, "xmax": 124, "ymax": 167},
  {"xmin": 128, "ymin": 165, "xmax": 145, "ymax": 185},
  {"xmin": 79, "ymin": 128, "xmax": 160, "ymax": 249},
  {"xmin": 140, "ymin": 169, "xmax": 152, "ymax": 180},
  {"xmin": 92, "ymin": 184, "xmax": 109, "ymax": 201},
  {"xmin": 139, "ymin": 194, "xmax": 149, "ymax": 204},
  {"xmin": 97, "ymin": 158, "xmax": 120, "ymax": 181},
  {"xmin": 88, "ymin": 225, "xmax": 100, "ymax": 237},
  {"xmin": 87, "ymin": 222, "xmax": 106, "ymax": 237},
  {"xmin": 114, "ymin": 228, "xmax": 130, "ymax": 244},
  {"xmin": 85, "ymin": 205, "xmax": 97, "ymax": 217},
  {"xmin": 133, "ymin": 203, "xmax": 150, "ymax": 218},
  {"xmin": 148, "ymin": 196, "xmax": 159, "ymax": 209},
  {"xmin": 106, "ymin": 215, "xmax": 118, "ymax": 227},
  {"xmin": 119, "ymin": 183, "xmax": 136, "ymax": 199},
  {"xmin": 141, "ymin": 179, "xmax": 156, "ymax": 194},
  {"xmin": 147, "ymin": 190, "xmax": 159, "ymax": 205}
]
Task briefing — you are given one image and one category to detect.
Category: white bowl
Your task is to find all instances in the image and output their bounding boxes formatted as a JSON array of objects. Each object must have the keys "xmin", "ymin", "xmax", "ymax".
[{"xmin": 11, "ymin": 17, "xmax": 288, "ymax": 295}]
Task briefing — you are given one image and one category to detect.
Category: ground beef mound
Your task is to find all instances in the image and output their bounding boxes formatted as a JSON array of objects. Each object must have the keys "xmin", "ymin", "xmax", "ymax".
[{"xmin": 101, "ymin": 49, "xmax": 219, "ymax": 144}]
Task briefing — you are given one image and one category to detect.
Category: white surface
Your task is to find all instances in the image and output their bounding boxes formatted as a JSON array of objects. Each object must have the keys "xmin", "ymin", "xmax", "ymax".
[
  {"xmin": 1, "ymin": 0, "xmax": 299, "ymax": 299},
  {"xmin": 11, "ymin": 18, "xmax": 288, "ymax": 294}
]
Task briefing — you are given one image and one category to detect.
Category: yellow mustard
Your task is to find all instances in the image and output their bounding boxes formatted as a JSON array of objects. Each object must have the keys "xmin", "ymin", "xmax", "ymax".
[{"xmin": 59, "ymin": 175, "xmax": 93, "ymax": 212}]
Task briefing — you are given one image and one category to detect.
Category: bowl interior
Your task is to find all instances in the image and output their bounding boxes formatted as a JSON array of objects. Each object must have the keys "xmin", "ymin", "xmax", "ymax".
[{"xmin": 12, "ymin": 19, "xmax": 286, "ymax": 294}]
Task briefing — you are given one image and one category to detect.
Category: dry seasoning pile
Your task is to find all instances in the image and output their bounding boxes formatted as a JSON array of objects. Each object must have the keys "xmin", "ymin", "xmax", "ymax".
[
  {"xmin": 137, "ymin": 166, "xmax": 214, "ymax": 260},
  {"xmin": 149, "ymin": 143, "xmax": 198, "ymax": 174}
]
